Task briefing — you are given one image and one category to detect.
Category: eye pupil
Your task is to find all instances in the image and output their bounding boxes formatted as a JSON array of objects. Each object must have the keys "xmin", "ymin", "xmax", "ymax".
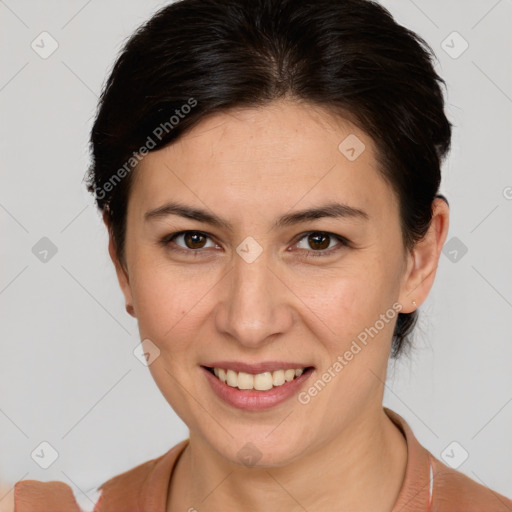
[
  {"xmin": 185, "ymin": 232, "xmax": 206, "ymax": 249},
  {"xmin": 309, "ymin": 233, "xmax": 330, "ymax": 250}
]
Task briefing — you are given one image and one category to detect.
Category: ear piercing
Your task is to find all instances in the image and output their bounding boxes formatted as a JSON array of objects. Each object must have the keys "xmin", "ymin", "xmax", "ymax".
[{"xmin": 412, "ymin": 300, "xmax": 417, "ymax": 307}]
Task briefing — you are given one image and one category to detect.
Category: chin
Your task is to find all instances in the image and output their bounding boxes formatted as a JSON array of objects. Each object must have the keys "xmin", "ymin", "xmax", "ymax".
[{"xmin": 207, "ymin": 428, "xmax": 308, "ymax": 469}]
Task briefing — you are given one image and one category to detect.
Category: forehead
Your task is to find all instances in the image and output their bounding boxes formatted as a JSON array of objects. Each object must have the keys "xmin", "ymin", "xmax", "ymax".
[{"xmin": 129, "ymin": 100, "xmax": 399, "ymax": 227}]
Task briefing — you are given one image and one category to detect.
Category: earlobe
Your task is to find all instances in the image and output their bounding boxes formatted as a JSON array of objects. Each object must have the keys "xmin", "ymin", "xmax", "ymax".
[{"xmin": 398, "ymin": 197, "xmax": 450, "ymax": 313}]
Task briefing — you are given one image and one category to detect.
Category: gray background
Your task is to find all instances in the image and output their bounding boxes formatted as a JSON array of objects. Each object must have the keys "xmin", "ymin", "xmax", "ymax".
[{"xmin": 1, "ymin": 0, "xmax": 511, "ymax": 506}]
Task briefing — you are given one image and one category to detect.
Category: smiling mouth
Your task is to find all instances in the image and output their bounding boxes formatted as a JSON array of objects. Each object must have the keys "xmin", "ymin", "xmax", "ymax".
[{"xmin": 203, "ymin": 366, "xmax": 315, "ymax": 391}]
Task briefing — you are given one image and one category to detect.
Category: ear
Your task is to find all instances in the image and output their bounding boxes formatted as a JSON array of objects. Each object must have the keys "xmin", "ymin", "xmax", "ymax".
[
  {"xmin": 397, "ymin": 197, "xmax": 450, "ymax": 313},
  {"xmin": 104, "ymin": 212, "xmax": 136, "ymax": 318}
]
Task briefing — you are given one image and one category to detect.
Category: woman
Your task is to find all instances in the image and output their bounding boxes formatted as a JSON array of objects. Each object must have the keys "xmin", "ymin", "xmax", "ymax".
[{"xmin": 12, "ymin": 0, "xmax": 512, "ymax": 510}]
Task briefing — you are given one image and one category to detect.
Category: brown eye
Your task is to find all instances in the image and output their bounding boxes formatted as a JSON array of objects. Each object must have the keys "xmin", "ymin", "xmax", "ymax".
[
  {"xmin": 294, "ymin": 231, "xmax": 348, "ymax": 258},
  {"xmin": 183, "ymin": 232, "xmax": 207, "ymax": 249},
  {"xmin": 164, "ymin": 231, "xmax": 217, "ymax": 251},
  {"xmin": 307, "ymin": 233, "xmax": 330, "ymax": 250}
]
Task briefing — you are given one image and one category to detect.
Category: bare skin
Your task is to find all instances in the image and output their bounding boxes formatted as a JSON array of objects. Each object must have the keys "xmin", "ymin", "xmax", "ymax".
[
  {"xmin": 107, "ymin": 98, "xmax": 449, "ymax": 511},
  {"xmin": 0, "ymin": 483, "xmax": 14, "ymax": 512}
]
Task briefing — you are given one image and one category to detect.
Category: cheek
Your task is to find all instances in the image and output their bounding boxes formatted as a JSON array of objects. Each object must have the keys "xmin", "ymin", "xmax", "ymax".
[
  {"xmin": 130, "ymin": 262, "xmax": 199, "ymax": 346},
  {"xmin": 304, "ymin": 261, "xmax": 399, "ymax": 356},
  {"xmin": 308, "ymin": 273, "xmax": 399, "ymax": 408},
  {"xmin": 303, "ymin": 263, "xmax": 383, "ymax": 324}
]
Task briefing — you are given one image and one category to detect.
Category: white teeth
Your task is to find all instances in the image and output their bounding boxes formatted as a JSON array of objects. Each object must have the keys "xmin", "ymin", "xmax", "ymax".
[
  {"xmin": 272, "ymin": 370, "xmax": 285, "ymax": 386},
  {"xmin": 284, "ymin": 369, "xmax": 296, "ymax": 382},
  {"xmin": 237, "ymin": 371, "xmax": 254, "ymax": 390},
  {"xmin": 254, "ymin": 372, "xmax": 273, "ymax": 391},
  {"xmin": 226, "ymin": 369, "xmax": 238, "ymax": 387},
  {"xmin": 211, "ymin": 367, "xmax": 307, "ymax": 390}
]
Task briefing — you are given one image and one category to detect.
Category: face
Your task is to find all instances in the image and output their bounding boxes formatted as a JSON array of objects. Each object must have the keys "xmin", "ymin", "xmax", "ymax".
[{"xmin": 111, "ymin": 99, "xmax": 428, "ymax": 467}]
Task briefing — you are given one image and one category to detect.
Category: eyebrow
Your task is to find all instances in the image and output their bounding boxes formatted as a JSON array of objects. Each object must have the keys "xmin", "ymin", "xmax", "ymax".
[{"xmin": 144, "ymin": 201, "xmax": 369, "ymax": 230}]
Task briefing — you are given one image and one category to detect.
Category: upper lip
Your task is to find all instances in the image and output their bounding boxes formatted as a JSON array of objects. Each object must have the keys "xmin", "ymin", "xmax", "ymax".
[{"xmin": 202, "ymin": 361, "xmax": 314, "ymax": 374}]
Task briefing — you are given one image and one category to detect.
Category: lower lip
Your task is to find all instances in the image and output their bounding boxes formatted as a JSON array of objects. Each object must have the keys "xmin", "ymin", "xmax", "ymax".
[{"xmin": 201, "ymin": 366, "xmax": 314, "ymax": 411}]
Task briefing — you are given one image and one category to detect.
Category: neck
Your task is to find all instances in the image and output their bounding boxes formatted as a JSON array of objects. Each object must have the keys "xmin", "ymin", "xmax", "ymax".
[{"xmin": 168, "ymin": 406, "xmax": 407, "ymax": 512}]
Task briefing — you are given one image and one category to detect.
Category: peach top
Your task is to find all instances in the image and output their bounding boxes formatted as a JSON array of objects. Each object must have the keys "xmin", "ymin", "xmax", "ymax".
[{"xmin": 14, "ymin": 408, "xmax": 512, "ymax": 511}]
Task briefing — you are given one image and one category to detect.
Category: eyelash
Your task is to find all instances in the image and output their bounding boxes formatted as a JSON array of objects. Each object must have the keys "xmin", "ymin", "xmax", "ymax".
[{"xmin": 159, "ymin": 230, "xmax": 350, "ymax": 259}]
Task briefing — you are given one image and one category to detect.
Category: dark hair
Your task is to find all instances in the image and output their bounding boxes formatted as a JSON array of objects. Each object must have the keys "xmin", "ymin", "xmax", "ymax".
[{"xmin": 85, "ymin": 0, "xmax": 451, "ymax": 358}]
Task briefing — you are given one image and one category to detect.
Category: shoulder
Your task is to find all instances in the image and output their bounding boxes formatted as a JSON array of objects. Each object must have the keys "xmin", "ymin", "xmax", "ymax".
[
  {"xmin": 11, "ymin": 439, "xmax": 189, "ymax": 512},
  {"xmin": 429, "ymin": 455, "xmax": 512, "ymax": 511},
  {"xmin": 384, "ymin": 408, "xmax": 512, "ymax": 512},
  {"xmin": 13, "ymin": 480, "xmax": 83, "ymax": 511},
  {"xmin": 94, "ymin": 440, "xmax": 187, "ymax": 510}
]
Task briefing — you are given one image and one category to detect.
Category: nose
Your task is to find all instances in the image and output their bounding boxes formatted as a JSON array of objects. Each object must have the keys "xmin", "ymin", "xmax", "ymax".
[{"xmin": 214, "ymin": 246, "xmax": 294, "ymax": 348}]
